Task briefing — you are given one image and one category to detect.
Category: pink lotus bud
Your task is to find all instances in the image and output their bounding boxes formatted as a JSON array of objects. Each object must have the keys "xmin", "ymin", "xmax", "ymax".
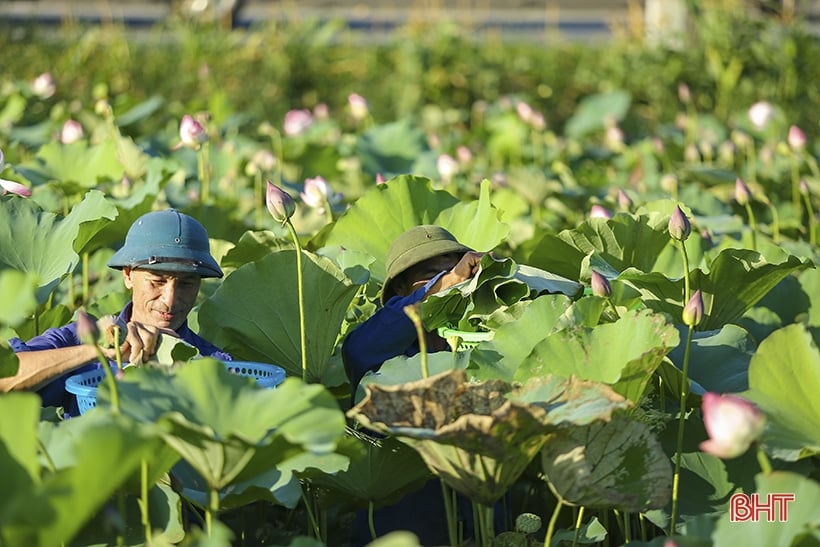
[
  {"xmin": 266, "ymin": 181, "xmax": 295, "ymax": 223},
  {"xmin": 283, "ymin": 109, "xmax": 313, "ymax": 136},
  {"xmin": 589, "ymin": 204, "xmax": 613, "ymax": 220},
  {"xmin": 31, "ymin": 72, "xmax": 55, "ymax": 99},
  {"xmin": 0, "ymin": 149, "xmax": 32, "ymax": 197},
  {"xmin": 245, "ymin": 149, "xmax": 277, "ymax": 176},
  {"xmin": 347, "ymin": 93, "xmax": 369, "ymax": 121},
  {"xmin": 77, "ymin": 310, "xmax": 100, "ymax": 345},
  {"xmin": 787, "ymin": 125, "xmax": 806, "ymax": 151},
  {"xmin": 668, "ymin": 205, "xmax": 691, "ymax": 241},
  {"xmin": 590, "ymin": 270, "xmax": 612, "ymax": 298},
  {"xmin": 682, "ymin": 289, "xmax": 704, "ymax": 327},
  {"xmin": 375, "ymin": 173, "xmax": 387, "ymax": 185},
  {"xmin": 799, "ymin": 179, "xmax": 809, "ymax": 196},
  {"xmin": 60, "ymin": 120, "xmax": 84, "ymax": 144},
  {"xmin": 677, "ymin": 82, "xmax": 691, "ymax": 104},
  {"xmin": 436, "ymin": 154, "xmax": 459, "ymax": 183},
  {"xmin": 748, "ymin": 101, "xmax": 774, "ymax": 130},
  {"xmin": 699, "ymin": 392, "xmax": 765, "ymax": 459},
  {"xmin": 456, "ymin": 145, "xmax": 473, "ymax": 165},
  {"xmin": 313, "ymin": 103, "xmax": 329, "ymax": 120},
  {"xmin": 300, "ymin": 176, "xmax": 342, "ymax": 210},
  {"xmin": 617, "ymin": 188, "xmax": 633, "ymax": 211},
  {"xmin": 515, "ymin": 101, "xmax": 534, "ymax": 124},
  {"xmin": 735, "ymin": 178, "xmax": 752, "ymax": 206},
  {"xmin": 178, "ymin": 115, "xmax": 208, "ymax": 149}
]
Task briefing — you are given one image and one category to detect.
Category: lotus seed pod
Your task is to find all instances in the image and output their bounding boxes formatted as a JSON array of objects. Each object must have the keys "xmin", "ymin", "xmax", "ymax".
[{"xmin": 515, "ymin": 512, "xmax": 542, "ymax": 534}]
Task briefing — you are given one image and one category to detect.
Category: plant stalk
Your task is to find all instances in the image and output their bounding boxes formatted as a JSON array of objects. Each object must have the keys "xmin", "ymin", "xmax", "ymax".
[
  {"xmin": 141, "ymin": 458, "xmax": 152, "ymax": 542},
  {"xmin": 757, "ymin": 445, "xmax": 773, "ymax": 474},
  {"xmin": 544, "ymin": 497, "xmax": 564, "ymax": 547},
  {"xmin": 92, "ymin": 344, "xmax": 119, "ymax": 413},
  {"xmin": 198, "ymin": 141, "xmax": 211, "ymax": 203},
  {"xmin": 572, "ymin": 505, "xmax": 585, "ymax": 547},
  {"xmin": 403, "ymin": 304, "xmax": 429, "ymax": 379},
  {"xmin": 803, "ymin": 192, "xmax": 816, "ymax": 245},
  {"xmin": 285, "ymin": 220, "xmax": 308, "ymax": 381},
  {"xmin": 744, "ymin": 202, "xmax": 758, "ymax": 251},
  {"xmin": 670, "ymin": 325, "xmax": 694, "ymax": 534},
  {"xmin": 678, "ymin": 240, "xmax": 691, "ymax": 304}
]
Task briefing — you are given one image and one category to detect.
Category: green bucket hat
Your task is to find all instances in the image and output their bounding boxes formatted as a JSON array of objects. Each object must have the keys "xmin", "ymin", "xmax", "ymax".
[
  {"xmin": 107, "ymin": 209, "xmax": 223, "ymax": 278},
  {"xmin": 382, "ymin": 225, "xmax": 472, "ymax": 303}
]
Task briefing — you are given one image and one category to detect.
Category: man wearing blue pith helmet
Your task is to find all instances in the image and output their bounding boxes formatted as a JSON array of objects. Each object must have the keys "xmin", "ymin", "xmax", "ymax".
[{"xmin": 1, "ymin": 209, "xmax": 232, "ymax": 413}]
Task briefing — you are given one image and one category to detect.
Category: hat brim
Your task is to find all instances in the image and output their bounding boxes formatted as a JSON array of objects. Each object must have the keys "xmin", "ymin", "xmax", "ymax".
[
  {"xmin": 108, "ymin": 246, "xmax": 223, "ymax": 278},
  {"xmin": 382, "ymin": 239, "xmax": 471, "ymax": 304}
]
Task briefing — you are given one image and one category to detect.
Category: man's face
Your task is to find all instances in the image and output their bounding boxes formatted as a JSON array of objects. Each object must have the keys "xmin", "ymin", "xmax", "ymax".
[
  {"xmin": 395, "ymin": 252, "xmax": 463, "ymax": 296},
  {"xmin": 123, "ymin": 268, "xmax": 202, "ymax": 331}
]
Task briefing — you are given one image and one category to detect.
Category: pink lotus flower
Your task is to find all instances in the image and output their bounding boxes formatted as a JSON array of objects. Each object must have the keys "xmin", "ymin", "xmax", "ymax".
[
  {"xmin": 177, "ymin": 114, "xmax": 208, "ymax": 149},
  {"xmin": 300, "ymin": 176, "xmax": 342, "ymax": 211},
  {"xmin": 682, "ymin": 289, "xmax": 704, "ymax": 327},
  {"xmin": 347, "ymin": 93, "xmax": 369, "ymax": 121},
  {"xmin": 266, "ymin": 181, "xmax": 295, "ymax": 223},
  {"xmin": 589, "ymin": 204, "xmax": 613, "ymax": 220},
  {"xmin": 0, "ymin": 149, "xmax": 32, "ymax": 197},
  {"xmin": 787, "ymin": 125, "xmax": 806, "ymax": 151},
  {"xmin": 436, "ymin": 154, "xmax": 459, "ymax": 184},
  {"xmin": 699, "ymin": 392, "xmax": 765, "ymax": 459},
  {"xmin": 60, "ymin": 120, "xmax": 84, "ymax": 144},
  {"xmin": 283, "ymin": 109, "xmax": 313, "ymax": 137},
  {"xmin": 31, "ymin": 72, "xmax": 55, "ymax": 99},
  {"xmin": 748, "ymin": 101, "xmax": 774, "ymax": 130}
]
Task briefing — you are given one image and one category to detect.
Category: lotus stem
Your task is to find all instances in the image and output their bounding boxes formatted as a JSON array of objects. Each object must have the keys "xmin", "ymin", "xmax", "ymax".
[
  {"xmin": 198, "ymin": 141, "xmax": 211, "ymax": 203},
  {"xmin": 285, "ymin": 220, "xmax": 308, "ymax": 382},
  {"xmin": 300, "ymin": 485, "xmax": 322, "ymax": 540},
  {"xmin": 768, "ymin": 201, "xmax": 781, "ymax": 243},
  {"xmin": 403, "ymin": 304, "xmax": 429, "ymax": 379},
  {"xmin": 141, "ymin": 458, "xmax": 152, "ymax": 542},
  {"xmin": 670, "ymin": 324, "xmax": 694, "ymax": 534},
  {"xmin": 639, "ymin": 512, "xmax": 647, "ymax": 542},
  {"xmin": 82, "ymin": 252, "xmax": 90, "ymax": 305},
  {"xmin": 92, "ymin": 343, "xmax": 119, "ymax": 413},
  {"xmin": 477, "ymin": 503, "xmax": 495, "ymax": 547},
  {"xmin": 678, "ymin": 240, "xmax": 691, "ymax": 304},
  {"xmin": 544, "ymin": 497, "xmax": 564, "ymax": 547},
  {"xmin": 440, "ymin": 480, "xmax": 458, "ymax": 547},
  {"xmin": 803, "ymin": 192, "xmax": 816, "ymax": 245},
  {"xmin": 205, "ymin": 486, "xmax": 219, "ymax": 536},
  {"xmin": 791, "ymin": 157, "xmax": 801, "ymax": 213},
  {"xmin": 745, "ymin": 139, "xmax": 756, "ymax": 185},
  {"xmin": 756, "ymin": 445, "xmax": 773, "ymax": 474},
  {"xmin": 571, "ymin": 505, "xmax": 585, "ymax": 547},
  {"xmin": 743, "ymin": 202, "xmax": 758, "ymax": 251},
  {"xmin": 255, "ymin": 172, "xmax": 264, "ymax": 227}
]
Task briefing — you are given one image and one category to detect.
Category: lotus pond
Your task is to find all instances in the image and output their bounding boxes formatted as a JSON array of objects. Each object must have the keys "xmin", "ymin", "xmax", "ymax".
[{"xmin": 0, "ymin": 4, "xmax": 818, "ymax": 547}]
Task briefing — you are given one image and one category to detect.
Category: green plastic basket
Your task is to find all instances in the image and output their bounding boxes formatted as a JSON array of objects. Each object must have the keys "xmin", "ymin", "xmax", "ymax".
[{"xmin": 437, "ymin": 327, "xmax": 494, "ymax": 351}]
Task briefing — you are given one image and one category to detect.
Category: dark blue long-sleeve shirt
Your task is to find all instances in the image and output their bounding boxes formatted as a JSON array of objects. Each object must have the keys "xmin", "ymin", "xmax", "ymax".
[{"xmin": 9, "ymin": 302, "xmax": 232, "ymax": 413}]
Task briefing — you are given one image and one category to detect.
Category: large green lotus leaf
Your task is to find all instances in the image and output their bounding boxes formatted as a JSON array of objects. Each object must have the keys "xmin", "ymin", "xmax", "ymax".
[
  {"xmin": 666, "ymin": 324, "xmax": 755, "ymax": 393},
  {"xmin": 619, "ymin": 249, "xmax": 811, "ymax": 331},
  {"xmin": 314, "ymin": 175, "xmax": 506, "ymax": 283},
  {"xmin": 744, "ymin": 324, "xmax": 820, "ymax": 461},
  {"xmin": 19, "ymin": 140, "xmax": 127, "ymax": 187},
  {"xmin": 525, "ymin": 213, "xmax": 671, "ymax": 281},
  {"xmin": 106, "ymin": 359, "xmax": 348, "ymax": 490},
  {"xmin": 2, "ymin": 410, "xmax": 173, "ymax": 547},
  {"xmin": 516, "ymin": 309, "xmax": 679, "ymax": 402},
  {"xmin": 197, "ymin": 249, "xmax": 363, "ymax": 381},
  {"xmin": 0, "ymin": 340, "xmax": 19, "ymax": 378},
  {"xmin": 355, "ymin": 117, "xmax": 429, "ymax": 179},
  {"xmin": 712, "ymin": 471, "xmax": 820, "ymax": 547},
  {"xmin": 0, "ymin": 392, "xmax": 41, "ymax": 486},
  {"xmin": 799, "ymin": 267, "xmax": 820, "ymax": 326},
  {"xmin": 0, "ymin": 269, "xmax": 38, "ymax": 328},
  {"xmin": 0, "ymin": 191, "xmax": 117, "ymax": 302},
  {"xmin": 564, "ymin": 90, "xmax": 631, "ymax": 139},
  {"xmin": 307, "ymin": 434, "xmax": 433, "ymax": 510},
  {"xmin": 219, "ymin": 230, "xmax": 292, "ymax": 269},
  {"xmin": 469, "ymin": 294, "xmax": 582, "ymax": 382},
  {"xmin": 433, "ymin": 178, "xmax": 510, "ymax": 257},
  {"xmin": 540, "ymin": 413, "xmax": 672, "ymax": 511}
]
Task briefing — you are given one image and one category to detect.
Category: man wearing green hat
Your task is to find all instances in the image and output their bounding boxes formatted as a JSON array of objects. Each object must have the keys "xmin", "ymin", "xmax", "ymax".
[
  {"xmin": 3, "ymin": 209, "xmax": 232, "ymax": 414},
  {"xmin": 342, "ymin": 224, "xmax": 487, "ymax": 546}
]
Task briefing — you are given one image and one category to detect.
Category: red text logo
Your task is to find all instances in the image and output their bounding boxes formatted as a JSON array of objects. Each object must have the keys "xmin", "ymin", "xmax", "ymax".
[{"xmin": 730, "ymin": 493, "xmax": 795, "ymax": 522}]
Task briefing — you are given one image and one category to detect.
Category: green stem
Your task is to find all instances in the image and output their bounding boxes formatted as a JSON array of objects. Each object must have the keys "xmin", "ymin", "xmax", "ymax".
[
  {"xmin": 38, "ymin": 438, "xmax": 57, "ymax": 473},
  {"xmin": 639, "ymin": 512, "xmax": 647, "ymax": 542},
  {"xmin": 803, "ymin": 192, "xmax": 816, "ymax": 245},
  {"xmin": 403, "ymin": 305, "xmax": 429, "ymax": 379},
  {"xmin": 82, "ymin": 252, "xmax": 90, "ymax": 305},
  {"xmin": 440, "ymin": 479, "xmax": 458, "ymax": 547},
  {"xmin": 300, "ymin": 486, "xmax": 321, "ymax": 540},
  {"xmin": 544, "ymin": 497, "xmax": 564, "ymax": 547},
  {"xmin": 206, "ymin": 487, "xmax": 219, "ymax": 536},
  {"xmin": 198, "ymin": 141, "xmax": 211, "ymax": 203},
  {"xmin": 622, "ymin": 511, "xmax": 631, "ymax": 542},
  {"xmin": 367, "ymin": 501, "xmax": 376, "ymax": 541},
  {"xmin": 670, "ymin": 325, "xmax": 694, "ymax": 535},
  {"xmin": 141, "ymin": 458, "xmax": 152, "ymax": 542},
  {"xmin": 769, "ymin": 201, "xmax": 781, "ymax": 243},
  {"xmin": 255, "ymin": 172, "xmax": 263, "ymax": 227},
  {"xmin": 756, "ymin": 445, "xmax": 773, "ymax": 474},
  {"xmin": 791, "ymin": 157, "xmax": 801, "ymax": 213},
  {"xmin": 92, "ymin": 344, "xmax": 119, "ymax": 413},
  {"xmin": 744, "ymin": 202, "xmax": 758, "ymax": 251},
  {"xmin": 271, "ymin": 130, "xmax": 283, "ymax": 188},
  {"xmin": 571, "ymin": 506, "xmax": 585, "ymax": 547},
  {"xmin": 285, "ymin": 220, "xmax": 308, "ymax": 382},
  {"xmin": 678, "ymin": 240, "xmax": 691, "ymax": 304},
  {"xmin": 606, "ymin": 298, "xmax": 621, "ymax": 319},
  {"xmin": 746, "ymin": 139, "xmax": 757, "ymax": 184}
]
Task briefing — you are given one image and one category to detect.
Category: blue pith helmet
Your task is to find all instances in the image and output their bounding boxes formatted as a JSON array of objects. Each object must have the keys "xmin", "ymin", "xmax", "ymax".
[{"xmin": 107, "ymin": 209, "xmax": 223, "ymax": 278}]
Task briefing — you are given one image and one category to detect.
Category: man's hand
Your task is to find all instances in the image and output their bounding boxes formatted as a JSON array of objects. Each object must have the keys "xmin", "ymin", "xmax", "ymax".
[
  {"xmin": 429, "ymin": 251, "xmax": 485, "ymax": 295},
  {"xmin": 102, "ymin": 322, "xmax": 175, "ymax": 364}
]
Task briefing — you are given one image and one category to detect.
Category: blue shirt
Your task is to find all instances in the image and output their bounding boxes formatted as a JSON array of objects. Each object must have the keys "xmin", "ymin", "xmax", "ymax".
[
  {"xmin": 9, "ymin": 302, "xmax": 232, "ymax": 412},
  {"xmin": 342, "ymin": 272, "xmax": 445, "ymax": 399}
]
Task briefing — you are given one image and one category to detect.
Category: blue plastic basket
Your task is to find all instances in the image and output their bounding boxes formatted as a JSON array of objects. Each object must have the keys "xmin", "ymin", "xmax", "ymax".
[{"xmin": 64, "ymin": 360, "xmax": 287, "ymax": 415}]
